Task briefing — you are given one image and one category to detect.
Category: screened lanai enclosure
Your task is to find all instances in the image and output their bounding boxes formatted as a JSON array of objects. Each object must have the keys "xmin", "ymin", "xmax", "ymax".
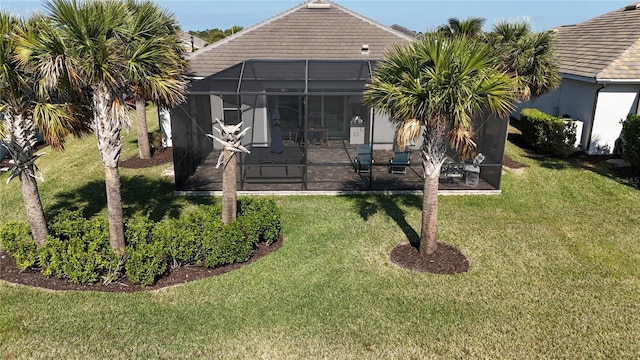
[{"xmin": 171, "ymin": 60, "xmax": 508, "ymax": 193}]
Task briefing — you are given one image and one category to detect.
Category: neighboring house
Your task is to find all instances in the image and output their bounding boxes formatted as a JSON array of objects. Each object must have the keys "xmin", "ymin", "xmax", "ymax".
[
  {"xmin": 180, "ymin": 31, "xmax": 207, "ymax": 53},
  {"xmin": 514, "ymin": 3, "xmax": 640, "ymax": 155},
  {"xmin": 390, "ymin": 24, "xmax": 420, "ymax": 39},
  {"xmin": 170, "ymin": 0, "xmax": 510, "ymax": 193}
]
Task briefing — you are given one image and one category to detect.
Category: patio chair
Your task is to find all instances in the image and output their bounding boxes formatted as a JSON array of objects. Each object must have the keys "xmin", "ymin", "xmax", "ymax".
[
  {"xmin": 388, "ymin": 143, "xmax": 410, "ymax": 174},
  {"xmin": 463, "ymin": 153, "xmax": 485, "ymax": 187},
  {"xmin": 354, "ymin": 144, "xmax": 373, "ymax": 173}
]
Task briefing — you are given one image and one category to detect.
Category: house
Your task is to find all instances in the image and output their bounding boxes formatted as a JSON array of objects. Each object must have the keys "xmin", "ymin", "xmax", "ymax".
[
  {"xmin": 513, "ymin": 3, "xmax": 640, "ymax": 155},
  {"xmin": 180, "ymin": 31, "xmax": 207, "ymax": 53},
  {"xmin": 170, "ymin": 0, "xmax": 510, "ymax": 193}
]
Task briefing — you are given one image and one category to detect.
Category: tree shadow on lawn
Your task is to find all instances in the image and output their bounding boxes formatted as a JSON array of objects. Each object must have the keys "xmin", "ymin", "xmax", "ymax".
[
  {"xmin": 346, "ymin": 194, "xmax": 470, "ymax": 274},
  {"xmin": 46, "ymin": 175, "xmax": 215, "ymax": 221},
  {"xmin": 347, "ymin": 194, "xmax": 422, "ymax": 246},
  {"xmin": 515, "ymin": 148, "xmax": 639, "ymax": 190},
  {"xmin": 507, "ymin": 119, "xmax": 638, "ymax": 190}
]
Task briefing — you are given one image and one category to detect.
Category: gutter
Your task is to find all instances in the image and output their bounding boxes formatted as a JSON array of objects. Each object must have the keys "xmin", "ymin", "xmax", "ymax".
[
  {"xmin": 560, "ymin": 72, "xmax": 640, "ymax": 85},
  {"xmin": 560, "ymin": 73, "xmax": 597, "ymax": 83},
  {"xmin": 595, "ymin": 79, "xmax": 640, "ymax": 85}
]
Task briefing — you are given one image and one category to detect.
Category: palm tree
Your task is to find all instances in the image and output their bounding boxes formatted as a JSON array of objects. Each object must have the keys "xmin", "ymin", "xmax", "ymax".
[
  {"xmin": 207, "ymin": 119, "xmax": 250, "ymax": 224},
  {"xmin": 437, "ymin": 17, "xmax": 486, "ymax": 39},
  {"xmin": 364, "ymin": 33, "xmax": 516, "ymax": 255},
  {"xmin": 488, "ymin": 21, "xmax": 561, "ymax": 100},
  {"xmin": 1, "ymin": 12, "xmax": 89, "ymax": 246},
  {"xmin": 126, "ymin": 0, "xmax": 188, "ymax": 160},
  {"xmin": 16, "ymin": 0, "xmax": 187, "ymax": 253}
]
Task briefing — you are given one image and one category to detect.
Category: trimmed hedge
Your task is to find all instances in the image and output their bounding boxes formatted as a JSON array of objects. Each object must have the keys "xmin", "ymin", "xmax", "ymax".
[
  {"xmin": 0, "ymin": 199, "xmax": 282, "ymax": 286},
  {"xmin": 38, "ymin": 211, "xmax": 121, "ymax": 284},
  {"xmin": 520, "ymin": 108, "xmax": 577, "ymax": 158},
  {"xmin": 621, "ymin": 114, "xmax": 640, "ymax": 168},
  {"xmin": 0, "ymin": 222, "xmax": 38, "ymax": 270},
  {"xmin": 125, "ymin": 215, "xmax": 167, "ymax": 286},
  {"xmin": 239, "ymin": 198, "xmax": 282, "ymax": 245}
]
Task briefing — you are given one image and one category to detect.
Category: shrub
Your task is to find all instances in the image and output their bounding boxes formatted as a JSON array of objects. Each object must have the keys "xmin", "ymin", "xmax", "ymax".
[
  {"xmin": 2, "ymin": 200, "xmax": 282, "ymax": 286},
  {"xmin": 238, "ymin": 214, "xmax": 262, "ymax": 245},
  {"xmin": 202, "ymin": 221, "xmax": 254, "ymax": 268},
  {"xmin": 238, "ymin": 198, "xmax": 281, "ymax": 245},
  {"xmin": 39, "ymin": 211, "xmax": 120, "ymax": 284},
  {"xmin": 0, "ymin": 222, "xmax": 38, "ymax": 270},
  {"xmin": 154, "ymin": 217, "xmax": 201, "ymax": 267},
  {"xmin": 520, "ymin": 108, "xmax": 577, "ymax": 158},
  {"xmin": 49, "ymin": 209, "xmax": 88, "ymax": 239},
  {"xmin": 124, "ymin": 215, "xmax": 167, "ymax": 286},
  {"xmin": 621, "ymin": 114, "xmax": 640, "ymax": 168}
]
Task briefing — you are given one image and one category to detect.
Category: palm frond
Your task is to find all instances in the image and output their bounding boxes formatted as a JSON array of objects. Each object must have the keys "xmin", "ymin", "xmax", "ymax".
[
  {"xmin": 395, "ymin": 118, "xmax": 422, "ymax": 149},
  {"xmin": 447, "ymin": 128, "xmax": 476, "ymax": 159},
  {"xmin": 365, "ymin": 32, "xmax": 517, "ymax": 159}
]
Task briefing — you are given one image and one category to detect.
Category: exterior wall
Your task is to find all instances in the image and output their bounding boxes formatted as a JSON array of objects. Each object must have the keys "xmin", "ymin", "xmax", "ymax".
[
  {"xmin": 512, "ymin": 78, "xmax": 606, "ymax": 152},
  {"xmin": 557, "ymin": 79, "xmax": 601, "ymax": 151},
  {"xmin": 512, "ymin": 87, "xmax": 560, "ymax": 119},
  {"xmin": 242, "ymin": 95, "xmax": 269, "ymax": 147},
  {"xmin": 210, "ymin": 95, "xmax": 223, "ymax": 150},
  {"xmin": 371, "ymin": 110, "xmax": 395, "ymax": 150},
  {"xmin": 371, "ymin": 110, "xmax": 425, "ymax": 150},
  {"xmin": 589, "ymin": 85, "xmax": 640, "ymax": 154}
]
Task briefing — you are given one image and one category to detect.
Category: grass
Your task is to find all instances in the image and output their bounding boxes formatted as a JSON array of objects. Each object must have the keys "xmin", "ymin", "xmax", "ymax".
[{"xmin": 1, "ymin": 121, "xmax": 639, "ymax": 359}]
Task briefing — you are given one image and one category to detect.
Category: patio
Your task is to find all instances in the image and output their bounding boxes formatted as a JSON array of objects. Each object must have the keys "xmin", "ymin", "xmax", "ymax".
[
  {"xmin": 177, "ymin": 138, "xmax": 500, "ymax": 194},
  {"xmin": 171, "ymin": 60, "xmax": 507, "ymax": 195}
]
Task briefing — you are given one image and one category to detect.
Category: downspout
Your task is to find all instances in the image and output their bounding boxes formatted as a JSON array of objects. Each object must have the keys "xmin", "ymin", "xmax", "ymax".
[
  {"xmin": 585, "ymin": 83, "xmax": 606, "ymax": 153},
  {"xmin": 369, "ymin": 108, "xmax": 375, "ymax": 190},
  {"xmin": 303, "ymin": 60, "xmax": 309, "ymax": 190},
  {"xmin": 367, "ymin": 60, "xmax": 374, "ymax": 190}
]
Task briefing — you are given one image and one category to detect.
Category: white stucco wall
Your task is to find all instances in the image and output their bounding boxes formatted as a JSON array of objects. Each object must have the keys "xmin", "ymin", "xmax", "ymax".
[
  {"xmin": 510, "ymin": 78, "xmax": 640, "ymax": 153},
  {"xmin": 210, "ymin": 95, "xmax": 223, "ymax": 150},
  {"xmin": 589, "ymin": 86, "xmax": 639, "ymax": 154},
  {"xmin": 371, "ymin": 110, "xmax": 394, "ymax": 149},
  {"xmin": 512, "ymin": 87, "xmax": 561, "ymax": 119}
]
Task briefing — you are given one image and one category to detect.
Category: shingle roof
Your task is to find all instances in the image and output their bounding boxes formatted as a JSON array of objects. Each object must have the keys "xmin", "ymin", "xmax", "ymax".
[
  {"xmin": 187, "ymin": 0, "xmax": 414, "ymax": 77},
  {"xmin": 555, "ymin": 3, "xmax": 640, "ymax": 81},
  {"xmin": 390, "ymin": 24, "xmax": 420, "ymax": 39},
  {"xmin": 180, "ymin": 31, "xmax": 207, "ymax": 52}
]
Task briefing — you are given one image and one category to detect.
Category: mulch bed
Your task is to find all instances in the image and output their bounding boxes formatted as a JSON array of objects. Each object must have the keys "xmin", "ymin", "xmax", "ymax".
[
  {"xmin": 119, "ymin": 147, "xmax": 173, "ymax": 169},
  {"xmin": 503, "ymin": 154, "xmax": 528, "ymax": 169},
  {"xmin": 0, "ymin": 237, "xmax": 282, "ymax": 293},
  {"xmin": 389, "ymin": 242, "xmax": 470, "ymax": 274}
]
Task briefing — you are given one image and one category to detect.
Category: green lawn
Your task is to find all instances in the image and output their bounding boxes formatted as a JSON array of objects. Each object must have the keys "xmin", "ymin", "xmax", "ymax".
[{"xmin": 1, "ymin": 120, "xmax": 639, "ymax": 359}]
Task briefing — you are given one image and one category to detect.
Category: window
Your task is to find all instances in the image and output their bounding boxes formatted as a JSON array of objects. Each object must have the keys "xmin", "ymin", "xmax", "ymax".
[
  {"xmin": 307, "ymin": 96, "xmax": 345, "ymax": 134},
  {"xmin": 222, "ymin": 95, "xmax": 240, "ymax": 125}
]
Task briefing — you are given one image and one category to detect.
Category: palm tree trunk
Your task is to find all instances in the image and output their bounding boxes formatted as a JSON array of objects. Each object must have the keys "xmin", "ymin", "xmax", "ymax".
[
  {"xmin": 19, "ymin": 167, "xmax": 48, "ymax": 246},
  {"xmin": 5, "ymin": 112, "xmax": 48, "ymax": 246},
  {"xmin": 221, "ymin": 149, "xmax": 237, "ymax": 224},
  {"xmin": 93, "ymin": 83, "xmax": 126, "ymax": 253},
  {"xmin": 419, "ymin": 119, "xmax": 447, "ymax": 256},
  {"xmin": 104, "ymin": 165, "xmax": 125, "ymax": 252},
  {"xmin": 420, "ymin": 174, "xmax": 439, "ymax": 255},
  {"xmin": 135, "ymin": 98, "xmax": 151, "ymax": 160}
]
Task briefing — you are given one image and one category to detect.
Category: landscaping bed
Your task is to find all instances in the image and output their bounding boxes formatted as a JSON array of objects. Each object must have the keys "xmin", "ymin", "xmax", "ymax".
[{"xmin": 0, "ymin": 237, "xmax": 281, "ymax": 293}]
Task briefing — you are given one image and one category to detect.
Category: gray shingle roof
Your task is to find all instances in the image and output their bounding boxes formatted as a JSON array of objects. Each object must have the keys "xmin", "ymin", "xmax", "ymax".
[
  {"xmin": 555, "ymin": 3, "xmax": 640, "ymax": 81},
  {"xmin": 187, "ymin": 0, "xmax": 414, "ymax": 77},
  {"xmin": 180, "ymin": 31, "xmax": 207, "ymax": 52}
]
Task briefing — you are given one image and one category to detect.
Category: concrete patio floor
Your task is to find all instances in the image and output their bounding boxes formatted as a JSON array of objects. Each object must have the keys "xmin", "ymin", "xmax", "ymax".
[{"xmin": 176, "ymin": 140, "xmax": 500, "ymax": 195}]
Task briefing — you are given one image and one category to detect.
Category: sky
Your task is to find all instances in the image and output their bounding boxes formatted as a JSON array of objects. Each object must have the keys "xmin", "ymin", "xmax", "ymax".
[{"xmin": 0, "ymin": 0, "xmax": 633, "ymax": 32}]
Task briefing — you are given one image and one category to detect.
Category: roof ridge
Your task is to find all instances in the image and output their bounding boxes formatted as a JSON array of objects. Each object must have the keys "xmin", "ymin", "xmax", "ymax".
[
  {"xmin": 597, "ymin": 36, "xmax": 640, "ymax": 79},
  {"xmin": 188, "ymin": 0, "xmax": 310, "ymax": 60},
  {"xmin": 576, "ymin": 2, "xmax": 638, "ymax": 26},
  {"xmin": 325, "ymin": 1, "xmax": 416, "ymax": 41},
  {"xmin": 188, "ymin": 0, "xmax": 414, "ymax": 61}
]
